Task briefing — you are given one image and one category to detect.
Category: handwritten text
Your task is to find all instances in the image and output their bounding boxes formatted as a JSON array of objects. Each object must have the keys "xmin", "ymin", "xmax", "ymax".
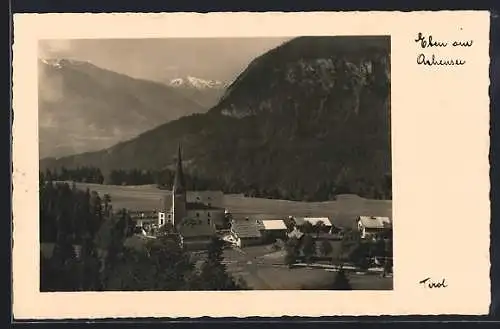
[
  {"xmin": 419, "ymin": 277, "xmax": 448, "ymax": 288},
  {"xmin": 414, "ymin": 32, "xmax": 473, "ymax": 67}
]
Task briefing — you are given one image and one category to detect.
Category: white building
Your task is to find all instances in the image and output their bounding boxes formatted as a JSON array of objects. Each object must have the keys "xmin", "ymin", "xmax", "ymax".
[{"xmin": 356, "ymin": 216, "xmax": 392, "ymax": 239}]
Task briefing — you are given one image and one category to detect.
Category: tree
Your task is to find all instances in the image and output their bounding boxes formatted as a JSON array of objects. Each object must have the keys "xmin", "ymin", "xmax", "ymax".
[
  {"xmin": 284, "ymin": 237, "xmax": 301, "ymax": 267},
  {"xmin": 102, "ymin": 236, "xmax": 195, "ymax": 291},
  {"xmin": 198, "ymin": 237, "xmax": 245, "ymax": 290},
  {"xmin": 301, "ymin": 234, "xmax": 316, "ymax": 263},
  {"xmin": 313, "ymin": 221, "xmax": 325, "ymax": 238},
  {"xmin": 300, "ymin": 221, "xmax": 314, "ymax": 234},
  {"xmin": 332, "ymin": 269, "xmax": 352, "ymax": 290},
  {"xmin": 319, "ymin": 240, "xmax": 333, "ymax": 257},
  {"xmin": 103, "ymin": 194, "xmax": 112, "ymax": 217}
]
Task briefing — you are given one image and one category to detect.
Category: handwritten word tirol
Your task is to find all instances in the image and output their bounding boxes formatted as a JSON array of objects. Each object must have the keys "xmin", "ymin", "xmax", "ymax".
[
  {"xmin": 415, "ymin": 33, "xmax": 448, "ymax": 48},
  {"xmin": 419, "ymin": 277, "xmax": 448, "ymax": 288},
  {"xmin": 417, "ymin": 53, "xmax": 466, "ymax": 66}
]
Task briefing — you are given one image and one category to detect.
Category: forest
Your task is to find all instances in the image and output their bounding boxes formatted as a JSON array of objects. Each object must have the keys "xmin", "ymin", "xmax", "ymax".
[{"xmin": 42, "ymin": 166, "xmax": 392, "ymax": 202}]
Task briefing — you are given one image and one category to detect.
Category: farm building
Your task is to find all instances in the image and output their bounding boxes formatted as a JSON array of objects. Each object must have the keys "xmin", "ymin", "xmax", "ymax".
[
  {"xmin": 129, "ymin": 210, "xmax": 160, "ymax": 230},
  {"xmin": 231, "ymin": 214, "xmax": 289, "ymax": 244},
  {"xmin": 356, "ymin": 216, "xmax": 392, "ymax": 240},
  {"xmin": 230, "ymin": 218, "xmax": 263, "ymax": 248},
  {"xmin": 256, "ymin": 218, "xmax": 288, "ymax": 242}
]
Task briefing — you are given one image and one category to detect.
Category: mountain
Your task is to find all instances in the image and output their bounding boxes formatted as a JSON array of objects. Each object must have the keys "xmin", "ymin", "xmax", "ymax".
[
  {"xmin": 168, "ymin": 76, "xmax": 226, "ymax": 89},
  {"xmin": 38, "ymin": 59, "xmax": 207, "ymax": 158},
  {"xmin": 40, "ymin": 36, "xmax": 391, "ymax": 201},
  {"xmin": 166, "ymin": 76, "xmax": 226, "ymax": 109}
]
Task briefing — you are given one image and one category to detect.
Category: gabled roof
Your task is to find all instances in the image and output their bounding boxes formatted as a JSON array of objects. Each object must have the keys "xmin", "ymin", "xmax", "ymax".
[
  {"xmin": 358, "ymin": 216, "xmax": 392, "ymax": 229},
  {"xmin": 179, "ymin": 223, "xmax": 216, "ymax": 238},
  {"xmin": 258, "ymin": 219, "xmax": 287, "ymax": 231},
  {"xmin": 129, "ymin": 210, "xmax": 159, "ymax": 220},
  {"xmin": 231, "ymin": 219, "xmax": 262, "ymax": 238}
]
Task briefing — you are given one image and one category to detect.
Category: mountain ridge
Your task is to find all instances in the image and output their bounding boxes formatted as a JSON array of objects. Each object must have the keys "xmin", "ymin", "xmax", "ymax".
[{"xmin": 38, "ymin": 59, "xmax": 211, "ymax": 158}]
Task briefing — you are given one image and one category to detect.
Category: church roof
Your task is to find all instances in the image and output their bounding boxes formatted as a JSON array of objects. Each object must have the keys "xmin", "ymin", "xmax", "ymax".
[{"xmin": 179, "ymin": 223, "xmax": 216, "ymax": 238}]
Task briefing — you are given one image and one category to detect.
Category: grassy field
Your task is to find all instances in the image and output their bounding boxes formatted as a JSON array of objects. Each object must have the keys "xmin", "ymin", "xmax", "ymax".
[
  {"xmin": 222, "ymin": 245, "xmax": 392, "ymax": 290},
  {"xmin": 70, "ymin": 182, "xmax": 392, "ymax": 227}
]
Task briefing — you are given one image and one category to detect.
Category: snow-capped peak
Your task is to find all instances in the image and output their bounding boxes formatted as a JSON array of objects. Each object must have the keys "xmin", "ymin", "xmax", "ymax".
[{"xmin": 169, "ymin": 76, "xmax": 225, "ymax": 89}]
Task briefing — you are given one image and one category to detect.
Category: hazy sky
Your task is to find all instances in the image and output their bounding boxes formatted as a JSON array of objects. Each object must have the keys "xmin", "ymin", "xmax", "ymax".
[{"xmin": 39, "ymin": 38, "xmax": 292, "ymax": 83}]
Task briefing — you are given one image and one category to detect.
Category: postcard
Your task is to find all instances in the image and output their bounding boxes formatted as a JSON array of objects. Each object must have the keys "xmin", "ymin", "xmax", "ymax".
[{"xmin": 12, "ymin": 11, "xmax": 491, "ymax": 318}]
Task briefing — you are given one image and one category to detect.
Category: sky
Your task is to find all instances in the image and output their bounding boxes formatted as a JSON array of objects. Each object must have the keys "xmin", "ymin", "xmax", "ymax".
[{"xmin": 38, "ymin": 37, "xmax": 292, "ymax": 83}]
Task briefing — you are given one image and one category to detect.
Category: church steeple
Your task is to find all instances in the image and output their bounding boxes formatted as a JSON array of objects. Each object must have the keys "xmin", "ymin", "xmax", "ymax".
[
  {"xmin": 173, "ymin": 143, "xmax": 186, "ymax": 195},
  {"xmin": 171, "ymin": 143, "xmax": 187, "ymax": 228}
]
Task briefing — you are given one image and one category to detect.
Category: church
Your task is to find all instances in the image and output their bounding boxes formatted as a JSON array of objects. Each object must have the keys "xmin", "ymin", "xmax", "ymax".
[{"xmin": 157, "ymin": 145, "xmax": 226, "ymax": 249}]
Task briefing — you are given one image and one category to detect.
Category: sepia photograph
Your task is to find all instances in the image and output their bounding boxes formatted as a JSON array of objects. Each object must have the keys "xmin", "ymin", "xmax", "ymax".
[
  {"xmin": 11, "ymin": 11, "xmax": 492, "ymax": 318},
  {"xmin": 38, "ymin": 35, "xmax": 393, "ymax": 292}
]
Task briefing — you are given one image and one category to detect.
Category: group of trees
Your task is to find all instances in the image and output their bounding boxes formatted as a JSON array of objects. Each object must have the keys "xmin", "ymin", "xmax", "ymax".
[
  {"xmin": 242, "ymin": 176, "xmax": 391, "ymax": 202},
  {"xmin": 108, "ymin": 168, "xmax": 216, "ymax": 191},
  {"xmin": 39, "ymin": 175, "xmax": 248, "ymax": 291},
  {"xmin": 39, "ymin": 176, "xmax": 134, "ymax": 291},
  {"xmin": 101, "ymin": 235, "xmax": 247, "ymax": 291},
  {"xmin": 42, "ymin": 164, "xmax": 391, "ymax": 202},
  {"xmin": 42, "ymin": 167, "xmax": 105, "ymax": 184},
  {"xmin": 283, "ymin": 222, "xmax": 393, "ymax": 290}
]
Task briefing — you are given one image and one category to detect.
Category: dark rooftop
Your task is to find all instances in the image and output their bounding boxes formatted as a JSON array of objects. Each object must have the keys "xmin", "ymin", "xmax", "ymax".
[
  {"xmin": 179, "ymin": 223, "xmax": 216, "ymax": 238},
  {"xmin": 231, "ymin": 219, "xmax": 262, "ymax": 239}
]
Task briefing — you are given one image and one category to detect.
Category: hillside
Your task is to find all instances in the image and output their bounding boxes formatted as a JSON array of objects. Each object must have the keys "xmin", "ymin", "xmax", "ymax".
[
  {"xmin": 38, "ymin": 59, "xmax": 208, "ymax": 158},
  {"xmin": 40, "ymin": 36, "xmax": 392, "ymax": 201}
]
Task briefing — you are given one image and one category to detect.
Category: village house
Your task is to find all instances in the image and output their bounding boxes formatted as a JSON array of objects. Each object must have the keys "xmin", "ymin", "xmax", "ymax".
[
  {"xmin": 255, "ymin": 217, "xmax": 288, "ymax": 242},
  {"xmin": 178, "ymin": 223, "xmax": 216, "ymax": 251},
  {"xmin": 230, "ymin": 217, "xmax": 263, "ymax": 248},
  {"xmin": 229, "ymin": 215, "xmax": 292, "ymax": 247},
  {"xmin": 356, "ymin": 216, "xmax": 392, "ymax": 240},
  {"xmin": 129, "ymin": 210, "xmax": 159, "ymax": 233}
]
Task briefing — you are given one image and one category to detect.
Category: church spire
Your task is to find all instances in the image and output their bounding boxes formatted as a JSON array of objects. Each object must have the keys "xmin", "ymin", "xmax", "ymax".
[{"xmin": 173, "ymin": 143, "xmax": 185, "ymax": 194}]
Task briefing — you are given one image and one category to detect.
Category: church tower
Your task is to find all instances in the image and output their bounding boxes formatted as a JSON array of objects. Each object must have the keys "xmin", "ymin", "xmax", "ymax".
[{"xmin": 171, "ymin": 143, "xmax": 187, "ymax": 228}]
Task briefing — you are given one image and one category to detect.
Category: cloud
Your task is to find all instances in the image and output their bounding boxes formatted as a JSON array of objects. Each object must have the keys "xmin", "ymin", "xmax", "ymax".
[{"xmin": 38, "ymin": 39, "xmax": 74, "ymax": 59}]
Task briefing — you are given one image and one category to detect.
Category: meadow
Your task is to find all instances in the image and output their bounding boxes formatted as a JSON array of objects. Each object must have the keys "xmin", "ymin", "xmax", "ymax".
[{"xmin": 71, "ymin": 182, "xmax": 392, "ymax": 228}]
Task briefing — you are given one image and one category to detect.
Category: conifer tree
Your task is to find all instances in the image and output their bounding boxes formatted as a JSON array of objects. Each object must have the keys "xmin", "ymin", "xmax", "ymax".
[{"xmin": 332, "ymin": 269, "xmax": 352, "ymax": 290}]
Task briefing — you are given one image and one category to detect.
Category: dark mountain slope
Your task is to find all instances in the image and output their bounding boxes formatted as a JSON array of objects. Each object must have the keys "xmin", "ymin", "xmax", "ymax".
[{"xmin": 41, "ymin": 36, "xmax": 391, "ymax": 201}]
